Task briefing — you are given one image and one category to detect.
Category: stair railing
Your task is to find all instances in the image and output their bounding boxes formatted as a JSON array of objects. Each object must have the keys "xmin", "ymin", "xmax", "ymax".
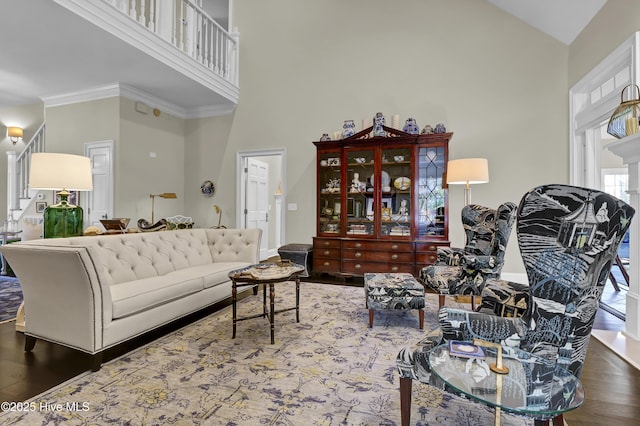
[{"xmin": 6, "ymin": 122, "xmax": 46, "ymax": 218}]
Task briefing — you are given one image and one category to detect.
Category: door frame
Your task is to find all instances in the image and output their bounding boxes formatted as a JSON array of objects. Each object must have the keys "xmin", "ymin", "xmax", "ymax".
[
  {"xmin": 236, "ymin": 148, "xmax": 286, "ymax": 258},
  {"xmin": 83, "ymin": 140, "xmax": 114, "ymax": 226}
]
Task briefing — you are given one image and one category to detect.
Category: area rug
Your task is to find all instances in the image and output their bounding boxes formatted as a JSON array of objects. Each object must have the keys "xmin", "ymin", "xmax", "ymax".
[
  {"xmin": 0, "ymin": 283, "xmax": 530, "ymax": 425},
  {"xmin": 0, "ymin": 276, "xmax": 22, "ymax": 323}
]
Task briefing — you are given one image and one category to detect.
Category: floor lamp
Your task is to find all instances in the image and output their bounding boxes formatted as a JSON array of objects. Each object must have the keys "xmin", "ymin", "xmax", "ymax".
[
  {"xmin": 29, "ymin": 153, "xmax": 93, "ymax": 238},
  {"xmin": 447, "ymin": 158, "xmax": 489, "ymax": 205},
  {"xmin": 150, "ymin": 193, "xmax": 177, "ymax": 223}
]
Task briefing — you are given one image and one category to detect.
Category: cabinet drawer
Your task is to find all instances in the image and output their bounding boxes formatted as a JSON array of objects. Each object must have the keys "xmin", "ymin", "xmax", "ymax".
[
  {"xmin": 342, "ymin": 260, "xmax": 414, "ymax": 275},
  {"xmin": 343, "ymin": 240, "xmax": 412, "ymax": 252},
  {"xmin": 342, "ymin": 250, "xmax": 414, "ymax": 263},
  {"xmin": 313, "ymin": 238, "xmax": 341, "ymax": 250},
  {"xmin": 415, "ymin": 242, "xmax": 447, "ymax": 253},
  {"xmin": 416, "ymin": 252, "xmax": 438, "ymax": 265},
  {"xmin": 314, "ymin": 247, "xmax": 340, "ymax": 259},
  {"xmin": 313, "ymin": 258, "xmax": 341, "ymax": 272}
]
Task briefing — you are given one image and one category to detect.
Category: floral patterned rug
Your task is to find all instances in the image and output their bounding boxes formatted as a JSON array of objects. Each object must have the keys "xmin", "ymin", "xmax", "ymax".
[
  {"xmin": 0, "ymin": 276, "xmax": 22, "ymax": 324},
  {"xmin": 0, "ymin": 283, "xmax": 530, "ymax": 425}
]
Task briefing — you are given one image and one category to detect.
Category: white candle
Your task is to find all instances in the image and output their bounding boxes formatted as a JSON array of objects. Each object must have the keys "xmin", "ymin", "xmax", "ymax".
[{"xmin": 391, "ymin": 114, "xmax": 400, "ymax": 129}]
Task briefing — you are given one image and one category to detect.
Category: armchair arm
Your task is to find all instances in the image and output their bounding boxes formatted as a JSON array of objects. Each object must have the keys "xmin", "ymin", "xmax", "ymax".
[
  {"xmin": 438, "ymin": 307, "xmax": 528, "ymax": 347},
  {"xmin": 436, "ymin": 247, "xmax": 465, "ymax": 265},
  {"xmin": 458, "ymin": 254, "xmax": 498, "ymax": 272},
  {"xmin": 479, "ymin": 279, "xmax": 530, "ymax": 318},
  {"xmin": 396, "ymin": 329, "xmax": 443, "ymax": 380}
]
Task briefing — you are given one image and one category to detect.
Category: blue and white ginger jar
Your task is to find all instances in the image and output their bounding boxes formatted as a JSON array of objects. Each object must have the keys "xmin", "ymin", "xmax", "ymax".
[
  {"xmin": 342, "ymin": 120, "xmax": 356, "ymax": 138},
  {"xmin": 403, "ymin": 118, "xmax": 419, "ymax": 134}
]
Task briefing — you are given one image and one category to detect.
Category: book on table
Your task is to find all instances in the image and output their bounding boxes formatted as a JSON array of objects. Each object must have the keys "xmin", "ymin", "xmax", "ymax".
[{"xmin": 448, "ymin": 340, "xmax": 485, "ymax": 359}]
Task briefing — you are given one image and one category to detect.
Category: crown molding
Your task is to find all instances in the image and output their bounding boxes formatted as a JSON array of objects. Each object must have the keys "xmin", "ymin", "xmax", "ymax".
[{"xmin": 42, "ymin": 83, "xmax": 235, "ymax": 119}]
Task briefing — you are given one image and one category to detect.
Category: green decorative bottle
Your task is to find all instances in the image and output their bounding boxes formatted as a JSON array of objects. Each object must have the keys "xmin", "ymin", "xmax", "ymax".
[{"xmin": 43, "ymin": 190, "xmax": 83, "ymax": 238}]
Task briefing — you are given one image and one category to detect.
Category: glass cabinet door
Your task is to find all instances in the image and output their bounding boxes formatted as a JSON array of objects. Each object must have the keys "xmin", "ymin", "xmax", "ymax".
[
  {"xmin": 417, "ymin": 145, "xmax": 446, "ymax": 237},
  {"xmin": 318, "ymin": 152, "xmax": 342, "ymax": 235},
  {"xmin": 345, "ymin": 149, "xmax": 375, "ymax": 236},
  {"xmin": 381, "ymin": 146, "xmax": 412, "ymax": 237}
]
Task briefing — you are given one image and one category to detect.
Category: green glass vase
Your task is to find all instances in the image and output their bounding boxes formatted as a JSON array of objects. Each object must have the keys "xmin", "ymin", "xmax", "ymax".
[{"xmin": 43, "ymin": 190, "xmax": 83, "ymax": 238}]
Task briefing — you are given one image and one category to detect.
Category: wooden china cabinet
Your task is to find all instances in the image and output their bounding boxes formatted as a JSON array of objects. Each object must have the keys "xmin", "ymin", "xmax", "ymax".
[{"xmin": 313, "ymin": 126, "xmax": 451, "ymax": 277}]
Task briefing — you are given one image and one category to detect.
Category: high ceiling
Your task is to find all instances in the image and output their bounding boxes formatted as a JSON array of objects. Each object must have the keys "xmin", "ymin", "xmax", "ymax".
[
  {"xmin": 487, "ymin": 0, "xmax": 607, "ymax": 45},
  {"xmin": 0, "ymin": 1, "xmax": 608, "ymax": 111}
]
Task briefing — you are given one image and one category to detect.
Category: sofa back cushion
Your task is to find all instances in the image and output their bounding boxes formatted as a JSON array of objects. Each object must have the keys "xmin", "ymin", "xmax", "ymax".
[
  {"xmin": 206, "ymin": 228, "xmax": 262, "ymax": 263},
  {"xmin": 17, "ymin": 228, "xmax": 261, "ymax": 286},
  {"xmin": 44, "ymin": 230, "xmax": 212, "ymax": 285}
]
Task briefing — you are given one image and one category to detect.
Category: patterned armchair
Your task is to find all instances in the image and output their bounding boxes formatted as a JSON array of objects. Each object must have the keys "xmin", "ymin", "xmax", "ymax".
[
  {"xmin": 421, "ymin": 202, "xmax": 517, "ymax": 309},
  {"xmin": 397, "ymin": 184, "xmax": 634, "ymax": 425}
]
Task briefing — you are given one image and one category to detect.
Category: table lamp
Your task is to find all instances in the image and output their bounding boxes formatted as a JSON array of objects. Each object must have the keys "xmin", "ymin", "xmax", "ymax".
[
  {"xmin": 447, "ymin": 158, "xmax": 489, "ymax": 205},
  {"xmin": 150, "ymin": 193, "xmax": 177, "ymax": 223},
  {"xmin": 29, "ymin": 153, "xmax": 93, "ymax": 238}
]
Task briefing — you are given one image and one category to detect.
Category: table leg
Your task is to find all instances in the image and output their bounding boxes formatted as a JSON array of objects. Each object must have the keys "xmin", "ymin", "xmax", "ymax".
[
  {"xmin": 419, "ymin": 309, "xmax": 424, "ymax": 329},
  {"xmin": 263, "ymin": 283, "xmax": 267, "ymax": 317},
  {"xmin": 269, "ymin": 283, "xmax": 275, "ymax": 344},
  {"xmin": 232, "ymin": 280, "xmax": 237, "ymax": 339},
  {"xmin": 295, "ymin": 277, "xmax": 300, "ymax": 323},
  {"xmin": 400, "ymin": 376, "xmax": 412, "ymax": 426}
]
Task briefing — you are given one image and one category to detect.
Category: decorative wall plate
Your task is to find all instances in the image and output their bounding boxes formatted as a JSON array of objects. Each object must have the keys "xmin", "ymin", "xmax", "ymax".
[{"xmin": 201, "ymin": 180, "xmax": 215, "ymax": 196}]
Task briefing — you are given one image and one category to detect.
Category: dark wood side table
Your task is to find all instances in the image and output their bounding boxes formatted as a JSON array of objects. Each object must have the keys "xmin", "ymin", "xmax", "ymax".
[{"xmin": 228, "ymin": 262, "xmax": 305, "ymax": 344}]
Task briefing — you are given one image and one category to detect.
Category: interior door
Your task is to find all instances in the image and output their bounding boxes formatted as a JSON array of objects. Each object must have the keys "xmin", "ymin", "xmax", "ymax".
[
  {"xmin": 84, "ymin": 141, "xmax": 114, "ymax": 229},
  {"xmin": 246, "ymin": 157, "xmax": 269, "ymax": 259}
]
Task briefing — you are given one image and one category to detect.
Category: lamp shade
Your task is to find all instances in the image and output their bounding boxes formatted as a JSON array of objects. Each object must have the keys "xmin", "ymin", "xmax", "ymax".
[
  {"xmin": 447, "ymin": 158, "xmax": 490, "ymax": 185},
  {"xmin": 7, "ymin": 127, "xmax": 23, "ymax": 139},
  {"xmin": 29, "ymin": 153, "xmax": 93, "ymax": 191}
]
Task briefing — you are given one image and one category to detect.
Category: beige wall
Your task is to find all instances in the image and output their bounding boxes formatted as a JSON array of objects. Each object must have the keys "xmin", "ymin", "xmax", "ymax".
[
  {"xmin": 2, "ymin": 0, "xmax": 579, "ymax": 275},
  {"xmin": 184, "ymin": 0, "xmax": 570, "ymax": 274},
  {"xmin": 119, "ymin": 98, "xmax": 186, "ymax": 222},
  {"xmin": 45, "ymin": 98, "xmax": 186, "ymax": 224}
]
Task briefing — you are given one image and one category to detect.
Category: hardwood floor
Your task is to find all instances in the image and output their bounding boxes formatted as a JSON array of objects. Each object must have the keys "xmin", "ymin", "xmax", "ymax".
[{"xmin": 1, "ymin": 286, "xmax": 639, "ymax": 425}]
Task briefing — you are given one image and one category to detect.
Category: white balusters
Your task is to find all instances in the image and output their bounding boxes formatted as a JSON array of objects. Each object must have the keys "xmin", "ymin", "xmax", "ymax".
[{"xmin": 98, "ymin": 0, "xmax": 238, "ymax": 84}]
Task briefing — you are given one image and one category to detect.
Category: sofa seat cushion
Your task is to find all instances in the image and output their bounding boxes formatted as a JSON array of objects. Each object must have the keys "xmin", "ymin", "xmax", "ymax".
[
  {"xmin": 111, "ymin": 275, "xmax": 204, "ymax": 319},
  {"xmin": 170, "ymin": 262, "xmax": 253, "ymax": 289}
]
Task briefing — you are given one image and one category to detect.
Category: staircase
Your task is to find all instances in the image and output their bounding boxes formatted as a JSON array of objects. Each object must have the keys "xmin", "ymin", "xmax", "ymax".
[{"xmin": 5, "ymin": 123, "xmax": 46, "ymax": 225}]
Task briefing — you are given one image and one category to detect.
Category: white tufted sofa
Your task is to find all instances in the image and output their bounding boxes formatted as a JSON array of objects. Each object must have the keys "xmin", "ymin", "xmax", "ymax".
[{"xmin": 1, "ymin": 228, "xmax": 261, "ymax": 370}]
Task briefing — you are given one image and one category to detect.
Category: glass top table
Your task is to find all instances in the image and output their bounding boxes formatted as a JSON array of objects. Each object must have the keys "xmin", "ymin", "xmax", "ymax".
[{"xmin": 428, "ymin": 343, "xmax": 584, "ymax": 426}]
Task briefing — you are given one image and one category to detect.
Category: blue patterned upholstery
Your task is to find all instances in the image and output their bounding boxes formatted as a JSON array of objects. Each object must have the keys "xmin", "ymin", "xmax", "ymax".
[
  {"xmin": 365, "ymin": 273, "xmax": 425, "ymax": 329},
  {"xmin": 420, "ymin": 202, "xmax": 517, "ymax": 306},
  {"xmin": 397, "ymin": 184, "xmax": 634, "ymax": 424}
]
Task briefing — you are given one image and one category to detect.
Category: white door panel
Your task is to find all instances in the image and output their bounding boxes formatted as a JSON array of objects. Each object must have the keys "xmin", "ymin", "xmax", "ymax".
[
  {"xmin": 246, "ymin": 158, "xmax": 269, "ymax": 259},
  {"xmin": 84, "ymin": 141, "xmax": 114, "ymax": 229}
]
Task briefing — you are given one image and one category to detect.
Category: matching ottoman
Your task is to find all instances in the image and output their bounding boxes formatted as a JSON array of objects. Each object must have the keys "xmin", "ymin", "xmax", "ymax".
[
  {"xmin": 277, "ymin": 244, "xmax": 312, "ymax": 278},
  {"xmin": 364, "ymin": 272, "xmax": 425, "ymax": 329}
]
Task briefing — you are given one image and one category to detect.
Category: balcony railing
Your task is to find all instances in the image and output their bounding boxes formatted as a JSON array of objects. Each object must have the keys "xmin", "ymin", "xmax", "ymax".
[{"xmin": 103, "ymin": 0, "xmax": 238, "ymax": 85}]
